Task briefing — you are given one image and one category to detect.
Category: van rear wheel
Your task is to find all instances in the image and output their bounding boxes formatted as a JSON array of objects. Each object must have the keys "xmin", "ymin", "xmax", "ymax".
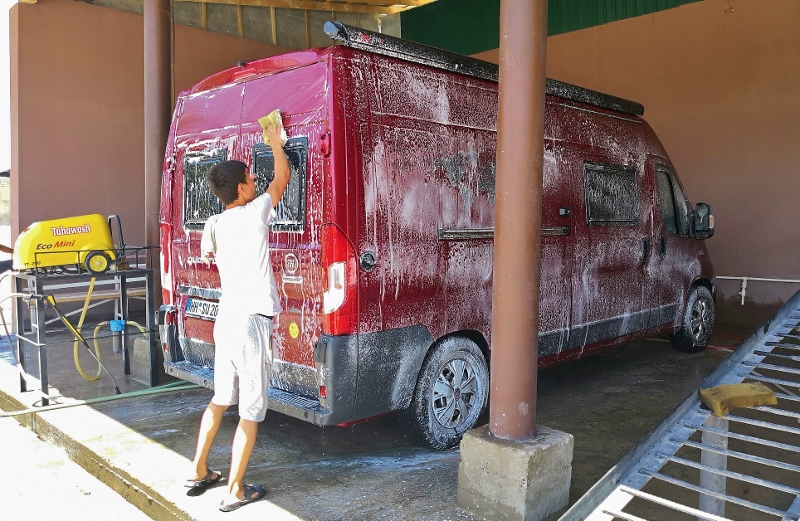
[
  {"xmin": 670, "ymin": 285, "xmax": 714, "ymax": 353},
  {"xmin": 398, "ymin": 337, "xmax": 489, "ymax": 450}
]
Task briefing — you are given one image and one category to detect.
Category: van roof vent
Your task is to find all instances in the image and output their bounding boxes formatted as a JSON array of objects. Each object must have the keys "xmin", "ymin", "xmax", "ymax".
[{"xmin": 324, "ymin": 21, "xmax": 644, "ymax": 117}]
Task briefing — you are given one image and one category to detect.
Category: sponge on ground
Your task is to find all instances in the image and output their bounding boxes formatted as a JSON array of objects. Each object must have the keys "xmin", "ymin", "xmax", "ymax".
[
  {"xmin": 258, "ymin": 109, "xmax": 287, "ymax": 147},
  {"xmin": 699, "ymin": 382, "xmax": 777, "ymax": 417}
]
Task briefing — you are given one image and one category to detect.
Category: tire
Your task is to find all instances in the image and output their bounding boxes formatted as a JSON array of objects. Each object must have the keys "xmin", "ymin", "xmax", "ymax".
[
  {"xmin": 84, "ymin": 251, "xmax": 111, "ymax": 275},
  {"xmin": 670, "ymin": 285, "xmax": 714, "ymax": 353},
  {"xmin": 398, "ymin": 337, "xmax": 489, "ymax": 450}
]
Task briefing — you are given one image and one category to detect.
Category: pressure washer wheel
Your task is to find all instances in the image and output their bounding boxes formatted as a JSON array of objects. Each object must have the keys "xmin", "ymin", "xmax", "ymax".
[{"xmin": 84, "ymin": 251, "xmax": 111, "ymax": 275}]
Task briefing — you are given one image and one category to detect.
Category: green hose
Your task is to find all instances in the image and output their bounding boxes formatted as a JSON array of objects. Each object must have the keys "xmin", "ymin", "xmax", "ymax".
[{"xmin": 0, "ymin": 381, "xmax": 200, "ymax": 417}]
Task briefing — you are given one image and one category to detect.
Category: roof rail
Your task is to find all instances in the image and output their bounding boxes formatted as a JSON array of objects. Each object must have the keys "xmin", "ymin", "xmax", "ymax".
[{"xmin": 324, "ymin": 21, "xmax": 645, "ymax": 117}]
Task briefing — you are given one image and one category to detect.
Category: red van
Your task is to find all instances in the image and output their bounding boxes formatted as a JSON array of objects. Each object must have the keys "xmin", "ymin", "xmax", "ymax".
[{"xmin": 158, "ymin": 23, "xmax": 715, "ymax": 450}]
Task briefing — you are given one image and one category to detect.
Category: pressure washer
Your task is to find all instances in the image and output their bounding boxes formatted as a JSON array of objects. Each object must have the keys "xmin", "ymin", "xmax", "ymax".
[
  {"xmin": 3, "ymin": 213, "xmax": 150, "ymax": 392},
  {"xmin": 12, "ymin": 213, "xmax": 129, "ymax": 275}
]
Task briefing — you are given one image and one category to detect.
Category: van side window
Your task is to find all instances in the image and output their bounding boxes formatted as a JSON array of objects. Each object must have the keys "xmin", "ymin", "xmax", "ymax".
[
  {"xmin": 583, "ymin": 163, "xmax": 639, "ymax": 225},
  {"xmin": 656, "ymin": 171, "xmax": 678, "ymax": 234},
  {"xmin": 183, "ymin": 150, "xmax": 227, "ymax": 229},
  {"xmin": 656, "ymin": 167, "xmax": 689, "ymax": 236},
  {"xmin": 253, "ymin": 137, "xmax": 308, "ymax": 231}
]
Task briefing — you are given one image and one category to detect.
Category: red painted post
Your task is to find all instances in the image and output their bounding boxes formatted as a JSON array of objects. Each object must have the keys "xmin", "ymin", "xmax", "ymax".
[
  {"xmin": 143, "ymin": 0, "xmax": 171, "ymax": 301},
  {"xmin": 490, "ymin": 0, "xmax": 549, "ymax": 440}
]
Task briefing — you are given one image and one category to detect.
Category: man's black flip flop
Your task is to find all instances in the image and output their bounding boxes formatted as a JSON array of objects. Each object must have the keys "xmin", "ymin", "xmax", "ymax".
[
  {"xmin": 219, "ymin": 484, "xmax": 267, "ymax": 512},
  {"xmin": 185, "ymin": 469, "xmax": 224, "ymax": 496}
]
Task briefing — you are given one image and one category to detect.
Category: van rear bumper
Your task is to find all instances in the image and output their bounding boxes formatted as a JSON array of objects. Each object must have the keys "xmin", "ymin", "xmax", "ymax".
[
  {"xmin": 163, "ymin": 325, "xmax": 433, "ymax": 426},
  {"xmin": 162, "ymin": 359, "xmax": 351, "ymax": 426}
]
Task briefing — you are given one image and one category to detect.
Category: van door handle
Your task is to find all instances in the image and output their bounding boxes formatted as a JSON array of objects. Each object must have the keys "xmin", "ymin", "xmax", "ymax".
[
  {"xmin": 642, "ymin": 237, "xmax": 650, "ymax": 263},
  {"xmin": 660, "ymin": 236, "xmax": 667, "ymax": 257}
]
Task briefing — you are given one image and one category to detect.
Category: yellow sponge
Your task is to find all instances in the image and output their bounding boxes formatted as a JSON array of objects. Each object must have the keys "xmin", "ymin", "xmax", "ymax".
[
  {"xmin": 698, "ymin": 382, "xmax": 777, "ymax": 417},
  {"xmin": 258, "ymin": 109, "xmax": 287, "ymax": 147}
]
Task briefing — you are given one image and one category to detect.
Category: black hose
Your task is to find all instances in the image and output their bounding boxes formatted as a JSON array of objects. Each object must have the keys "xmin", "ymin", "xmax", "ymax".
[{"xmin": 45, "ymin": 294, "xmax": 122, "ymax": 395}]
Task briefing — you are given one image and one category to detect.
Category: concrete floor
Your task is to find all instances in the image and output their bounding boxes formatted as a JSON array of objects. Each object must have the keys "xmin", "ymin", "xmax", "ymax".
[
  {"xmin": 0, "ymin": 412, "xmax": 152, "ymax": 521},
  {"xmin": 0, "ymin": 315, "xmax": 745, "ymax": 521}
]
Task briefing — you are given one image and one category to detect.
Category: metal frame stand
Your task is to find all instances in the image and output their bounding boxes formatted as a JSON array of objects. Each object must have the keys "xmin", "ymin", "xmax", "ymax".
[{"xmin": 12, "ymin": 268, "xmax": 157, "ymax": 406}]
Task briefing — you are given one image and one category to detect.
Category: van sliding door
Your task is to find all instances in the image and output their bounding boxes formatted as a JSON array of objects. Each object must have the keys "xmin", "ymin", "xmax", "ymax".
[{"xmin": 569, "ymin": 155, "xmax": 652, "ymax": 351}]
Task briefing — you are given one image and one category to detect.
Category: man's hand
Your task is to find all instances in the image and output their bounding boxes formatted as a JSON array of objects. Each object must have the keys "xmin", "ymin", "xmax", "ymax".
[
  {"xmin": 264, "ymin": 125, "xmax": 282, "ymax": 148},
  {"xmin": 266, "ymin": 126, "xmax": 290, "ymax": 204}
]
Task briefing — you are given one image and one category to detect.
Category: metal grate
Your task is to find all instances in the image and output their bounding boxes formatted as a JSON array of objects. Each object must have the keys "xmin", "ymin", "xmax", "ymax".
[{"xmin": 561, "ymin": 290, "xmax": 800, "ymax": 521}]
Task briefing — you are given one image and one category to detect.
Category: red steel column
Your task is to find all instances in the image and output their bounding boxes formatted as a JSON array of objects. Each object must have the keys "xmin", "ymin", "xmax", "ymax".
[
  {"xmin": 143, "ymin": 0, "xmax": 171, "ymax": 300},
  {"xmin": 490, "ymin": 0, "xmax": 549, "ymax": 440}
]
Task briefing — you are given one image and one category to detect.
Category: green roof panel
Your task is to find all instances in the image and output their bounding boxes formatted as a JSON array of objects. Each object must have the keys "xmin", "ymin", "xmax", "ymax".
[{"xmin": 402, "ymin": 0, "xmax": 703, "ymax": 54}]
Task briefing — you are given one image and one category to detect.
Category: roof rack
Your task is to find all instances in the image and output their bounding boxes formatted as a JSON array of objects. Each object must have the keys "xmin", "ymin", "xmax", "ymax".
[{"xmin": 324, "ymin": 21, "xmax": 645, "ymax": 117}]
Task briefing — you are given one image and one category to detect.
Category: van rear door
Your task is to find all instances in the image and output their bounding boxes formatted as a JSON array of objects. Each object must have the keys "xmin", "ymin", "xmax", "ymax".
[
  {"xmin": 240, "ymin": 61, "xmax": 330, "ymax": 399},
  {"xmin": 172, "ymin": 83, "xmax": 244, "ymax": 369}
]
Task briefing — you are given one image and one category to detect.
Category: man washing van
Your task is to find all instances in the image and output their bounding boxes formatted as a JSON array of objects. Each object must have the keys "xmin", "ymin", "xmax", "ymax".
[{"xmin": 184, "ymin": 123, "xmax": 289, "ymax": 512}]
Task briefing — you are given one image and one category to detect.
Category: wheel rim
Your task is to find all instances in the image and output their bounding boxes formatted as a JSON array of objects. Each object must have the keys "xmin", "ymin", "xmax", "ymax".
[
  {"xmin": 432, "ymin": 357, "xmax": 480, "ymax": 429},
  {"xmin": 88, "ymin": 254, "xmax": 108, "ymax": 273},
  {"xmin": 690, "ymin": 297, "xmax": 712, "ymax": 342}
]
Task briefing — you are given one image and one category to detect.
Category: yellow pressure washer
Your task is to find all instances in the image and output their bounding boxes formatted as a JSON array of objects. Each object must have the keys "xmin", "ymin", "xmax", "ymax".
[{"xmin": 12, "ymin": 214, "xmax": 127, "ymax": 275}]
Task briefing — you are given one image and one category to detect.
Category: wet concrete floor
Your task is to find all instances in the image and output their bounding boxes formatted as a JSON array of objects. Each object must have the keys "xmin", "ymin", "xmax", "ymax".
[{"xmin": 0, "ymin": 319, "xmax": 745, "ymax": 521}]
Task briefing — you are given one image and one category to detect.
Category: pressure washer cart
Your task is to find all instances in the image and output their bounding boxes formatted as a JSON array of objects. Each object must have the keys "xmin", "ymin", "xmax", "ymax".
[{"xmin": 8, "ymin": 214, "xmax": 160, "ymax": 406}]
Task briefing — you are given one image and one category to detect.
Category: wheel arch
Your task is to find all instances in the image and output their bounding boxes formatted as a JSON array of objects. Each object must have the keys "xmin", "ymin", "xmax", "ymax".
[
  {"xmin": 435, "ymin": 329, "xmax": 490, "ymax": 364},
  {"xmin": 692, "ymin": 277, "xmax": 715, "ymax": 298}
]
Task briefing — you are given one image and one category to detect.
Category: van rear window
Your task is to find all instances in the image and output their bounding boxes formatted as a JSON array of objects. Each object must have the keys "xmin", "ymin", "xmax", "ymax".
[
  {"xmin": 253, "ymin": 137, "xmax": 308, "ymax": 232},
  {"xmin": 583, "ymin": 163, "xmax": 639, "ymax": 226},
  {"xmin": 183, "ymin": 150, "xmax": 227, "ymax": 229}
]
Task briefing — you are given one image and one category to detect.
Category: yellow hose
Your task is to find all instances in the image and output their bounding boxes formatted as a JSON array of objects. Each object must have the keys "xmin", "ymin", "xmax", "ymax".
[
  {"xmin": 72, "ymin": 277, "xmax": 102, "ymax": 381},
  {"xmin": 93, "ymin": 320, "xmax": 147, "ymax": 352},
  {"xmin": 48, "ymin": 283, "xmax": 149, "ymax": 382}
]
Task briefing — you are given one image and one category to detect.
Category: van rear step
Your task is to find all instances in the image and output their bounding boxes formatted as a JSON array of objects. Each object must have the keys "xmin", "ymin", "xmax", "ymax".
[
  {"xmin": 164, "ymin": 360, "xmax": 215, "ymax": 388},
  {"xmin": 163, "ymin": 360, "xmax": 332, "ymax": 424}
]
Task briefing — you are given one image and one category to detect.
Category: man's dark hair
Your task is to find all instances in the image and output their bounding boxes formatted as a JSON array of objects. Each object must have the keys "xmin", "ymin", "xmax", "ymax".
[{"xmin": 205, "ymin": 160, "xmax": 247, "ymax": 206}]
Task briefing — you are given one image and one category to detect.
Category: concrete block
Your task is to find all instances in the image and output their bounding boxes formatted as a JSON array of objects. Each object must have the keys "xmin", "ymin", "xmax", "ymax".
[
  {"xmin": 457, "ymin": 425, "xmax": 573, "ymax": 521},
  {"xmin": 131, "ymin": 334, "xmax": 166, "ymax": 386}
]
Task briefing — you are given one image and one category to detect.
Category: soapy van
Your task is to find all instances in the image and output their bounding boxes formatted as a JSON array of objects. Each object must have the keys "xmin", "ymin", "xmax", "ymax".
[{"xmin": 158, "ymin": 23, "xmax": 716, "ymax": 450}]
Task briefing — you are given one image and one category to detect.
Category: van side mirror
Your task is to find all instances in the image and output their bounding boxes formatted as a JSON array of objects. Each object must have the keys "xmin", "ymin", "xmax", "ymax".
[{"xmin": 694, "ymin": 203, "xmax": 714, "ymax": 239}]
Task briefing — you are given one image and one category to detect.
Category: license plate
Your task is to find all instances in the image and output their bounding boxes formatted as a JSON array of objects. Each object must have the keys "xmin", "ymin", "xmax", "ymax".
[{"xmin": 185, "ymin": 298, "xmax": 219, "ymax": 321}]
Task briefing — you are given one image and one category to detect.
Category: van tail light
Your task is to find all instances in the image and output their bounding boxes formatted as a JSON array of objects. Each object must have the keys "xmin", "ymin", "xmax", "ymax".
[
  {"xmin": 156, "ymin": 305, "xmax": 177, "ymax": 357},
  {"xmin": 321, "ymin": 224, "xmax": 357, "ymax": 336}
]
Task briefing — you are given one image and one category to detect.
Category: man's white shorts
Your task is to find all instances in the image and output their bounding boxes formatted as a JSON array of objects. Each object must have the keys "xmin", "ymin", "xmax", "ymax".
[{"xmin": 212, "ymin": 313, "xmax": 273, "ymax": 422}]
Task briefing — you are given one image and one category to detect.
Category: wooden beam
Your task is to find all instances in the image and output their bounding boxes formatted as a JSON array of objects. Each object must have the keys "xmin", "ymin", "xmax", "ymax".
[
  {"xmin": 237, "ymin": 3, "xmax": 244, "ymax": 36},
  {"xmin": 172, "ymin": 0, "xmax": 435, "ymax": 15},
  {"xmin": 201, "ymin": 1, "xmax": 207, "ymax": 29},
  {"xmin": 18, "ymin": 0, "xmax": 38, "ymax": 4},
  {"xmin": 304, "ymin": 9, "xmax": 310, "ymax": 48},
  {"xmin": 270, "ymin": 6, "xmax": 277, "ymax": 44}
]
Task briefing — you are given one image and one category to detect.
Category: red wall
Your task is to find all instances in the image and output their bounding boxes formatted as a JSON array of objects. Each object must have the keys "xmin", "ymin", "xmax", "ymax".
[
  {"xmin": 10, "ymin": 0, "xmax": 288, "ymax": 246},
  {"xmin": 475, "ymin": 0, "xmax": 800, "ymax": 324}
]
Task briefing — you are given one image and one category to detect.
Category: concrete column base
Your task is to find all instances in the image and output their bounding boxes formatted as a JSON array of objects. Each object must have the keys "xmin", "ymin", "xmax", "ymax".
[{"xmin": 457, "ymin": 425, "xmax": 574, "ymax": 521}]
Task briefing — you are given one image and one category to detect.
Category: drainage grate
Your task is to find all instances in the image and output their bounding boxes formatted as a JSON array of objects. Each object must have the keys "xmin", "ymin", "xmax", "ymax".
[{"xmin": 561, "ymin": 291, "xmax": 800, "ymax": 521}]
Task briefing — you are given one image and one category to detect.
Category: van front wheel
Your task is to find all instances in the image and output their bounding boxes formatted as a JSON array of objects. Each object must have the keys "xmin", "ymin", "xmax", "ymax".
[
  {"xmin": 670, "ymin": 285, "xmax": 714, "ymax": 353},
  {"xmin": 398, "ymin": 337, "xmax": 489, "ymax": 450}
]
